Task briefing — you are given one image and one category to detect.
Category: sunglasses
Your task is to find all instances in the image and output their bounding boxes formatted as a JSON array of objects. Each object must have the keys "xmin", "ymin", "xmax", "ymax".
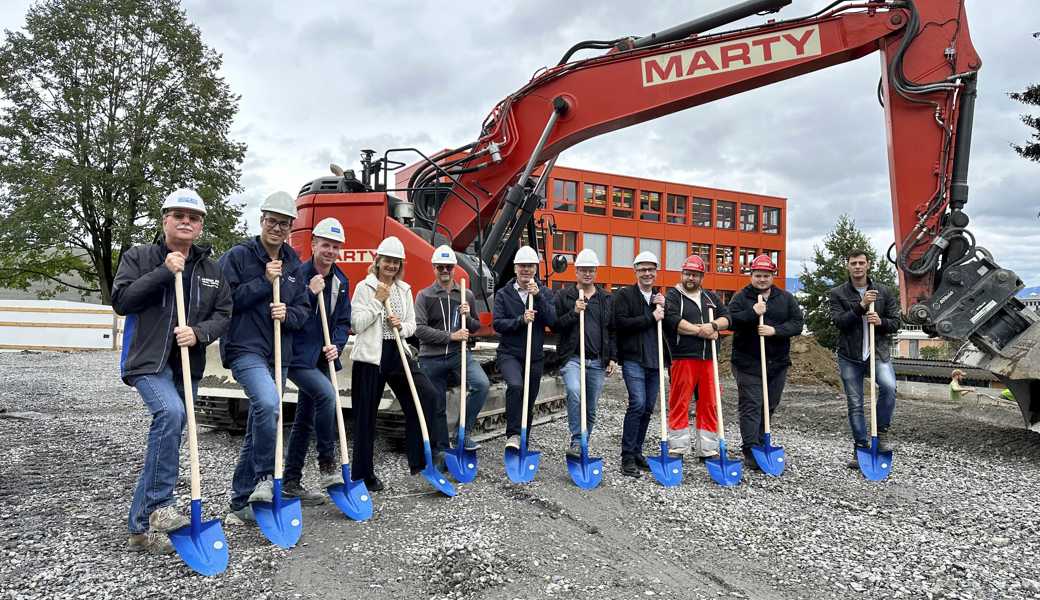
[{"xmin": 435, "ymin": 265, "xmax": 454, "ymax": 271}]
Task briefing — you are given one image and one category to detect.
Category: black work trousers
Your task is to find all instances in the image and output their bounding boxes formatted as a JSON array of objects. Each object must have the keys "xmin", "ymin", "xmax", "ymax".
[
  {"xmin": 351, "ymin": 340, "xmax": 445, "ymax": 481},
  {"xmin": 497, "ymin": 353, "xmax": 544, "ymax": 439},
  {"xmin": 733, "ymin": 365, "xmax": 788, "ymax": 452}
]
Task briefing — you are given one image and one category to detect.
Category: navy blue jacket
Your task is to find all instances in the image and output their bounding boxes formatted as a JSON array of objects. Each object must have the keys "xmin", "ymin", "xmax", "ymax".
[
  {"xmin": 218, "ymin": 236, "xmax": 313, "ymax": 368},
  {"xmin": 493, "ymin": 279, "xmax": 557, "ymax": 361},
  {"xmin": 288, "ymin": 259, "xmax": 351, "ymax": 371}
]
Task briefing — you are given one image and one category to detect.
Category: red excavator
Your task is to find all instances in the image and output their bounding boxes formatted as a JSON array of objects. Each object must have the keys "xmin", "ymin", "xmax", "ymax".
[{"xmin": 214, "ymin": 0, "xmax": 1040, "ymax": 434}]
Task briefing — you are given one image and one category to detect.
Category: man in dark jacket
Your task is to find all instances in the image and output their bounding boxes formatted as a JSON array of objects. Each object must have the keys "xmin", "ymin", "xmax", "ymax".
[
  {"xmin": 219, "ymin": 191, "xmax": 314, "ymax": 520},
  {"xmin": 493, "ymin": 245, "xmax": 557, "ymax": 450},
  {"xmin": 553, "ymin": 249, "xmax": 617, "ymax": 460},
  {"xmin": 282, "ymin": 218, "xmax": 351, "ymax": 505},
  {"xmin": 828, "ymin": 250, "xmax": 901, "ymax": 468},
  {"xmin": 113, "ymin": 189, "xmax": 231, "ymax": 555},
  {"xmin": 664, "ymin": 255, "xmax": 729, "ymax": 459},
  {"xmin": 727, "ymin": 255, "xmax": 804, "ymax": 469},
  {"xmin": 613, "ymin": 251, "xmax": 667, "ymax": 477}
]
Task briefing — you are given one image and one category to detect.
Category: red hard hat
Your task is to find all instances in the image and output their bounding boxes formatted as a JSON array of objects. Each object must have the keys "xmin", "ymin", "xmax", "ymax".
[
  {"xmin": 749, "ymin": 254, "xmax": 777, "ymax": 273},
  {"xmin": 681, "ymin": 255, "xmax": 706, "ymax": 273}
]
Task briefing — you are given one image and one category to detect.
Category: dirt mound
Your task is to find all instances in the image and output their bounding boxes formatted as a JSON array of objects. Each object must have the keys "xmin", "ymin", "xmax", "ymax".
[{"xmin": 717, "ymin": 334, "xmax": 841, "ymax": 389}]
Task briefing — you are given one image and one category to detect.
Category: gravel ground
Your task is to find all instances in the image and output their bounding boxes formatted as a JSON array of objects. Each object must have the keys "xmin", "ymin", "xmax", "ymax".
[{"xmin": 2, "ymin": 349, "xmax": 1040, "ymax": 599}]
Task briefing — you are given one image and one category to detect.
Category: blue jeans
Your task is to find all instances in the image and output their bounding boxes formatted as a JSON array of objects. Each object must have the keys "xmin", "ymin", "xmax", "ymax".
[
  {"xmin": 620, "ymin": 361, "xmax": 660, "ymax": 457},
  {"xmin": 284, "ymin": 366, "xmax": 338, "ymax": 483},
  {"xmin": 229, "ymin": 353, "xmax": 287, "ymax": 510},
  {"xmin": 560, "ymin": 357, "xmax": 606, "ymax": 445},
  {"xmin": 838, "ymin": 355, "xmax": 897, "ymax": 447},
  {"xmin": 128, "ymin": 365, "xmax": 194, "ymax": 534},
  {"xmin": 418, "ymin": 352, "xmax": 490, "ymax": 450}
]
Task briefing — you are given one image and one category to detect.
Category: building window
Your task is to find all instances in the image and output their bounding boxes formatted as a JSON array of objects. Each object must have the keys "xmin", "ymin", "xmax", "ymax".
[
  {"xmin": 639, "ymin": 238, "xmax": 661, "ymax": 265},
  {"xmin": 612, "ymin": 235, "xmax": 635, "ymax": 267},
  {"xmin": 612, "ymin": 187, "xmax": 634, "ymax": 219},
  {"xmin": 665, "ymin": 240, "xmax": 687, "ymax": 271},
  {"xmin": 691, "ymin": 243, "xmax": 712, "ymax": 271},
  {"xmin": 716, "ymin": 201, "xmax": 736, "ymax": 229},
  {"xmin": 666, "ymin": 194, "xmax": 687, "ymax": 225},
  {"xmin": 639, "ymin": 190, "xmax": 662, "ymax": 222},
  {"xmin": 519, "ymin": 227, "xmax": 546, "ymax": 254},
  {"xmin": 552, "ymin": 230, "xmax": 577, "ymax": 265},
  {"xmin": 552, "ymin": 179, "xmax": 577, "ymax": 212},
  {"xmin": 583, "ymin": 183, "xmax": 607, "ymax": 216},
  {"xmin": 583, "ymin": 233, "xmax": 607, "ymax": 265},
  {"xmin": 740, "ymin": 203, "xmax": 759, "ymax": 232},
  {"xmin": 716, "ymin": 245, "xmax": 735, "ymax": 273},
  {"xmin": 551, "ymin": 280, "xmax": 570, "ymax": 290},
  {"xmin": 765, "ymin": 249, "xmax": 781, "ymax": 268},
  {"xmin": 763, "ymin": 207, "xmax": 781, "ymax": 234},
  {"xmin": 692, "ymin": 198, "xmax": 712, "ymax": 228},
  {"xmin": 715, "ymin": 289, "xmax": 734, "ymax": 304},
  {"xmin": 739, "ymin": 247, "xmax": 758, "ymax": 273}
]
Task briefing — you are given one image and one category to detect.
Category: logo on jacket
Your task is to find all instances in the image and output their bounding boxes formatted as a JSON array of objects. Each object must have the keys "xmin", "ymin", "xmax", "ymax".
[{"xmin": 200, "ymin": 277, "xmax": 221, "ymax": 288}]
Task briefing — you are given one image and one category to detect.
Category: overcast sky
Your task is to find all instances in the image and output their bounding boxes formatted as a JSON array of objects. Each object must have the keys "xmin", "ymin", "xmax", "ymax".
[{"xmin": 3, "ymin": 0, "xmax": 1038, "ymax": 286}]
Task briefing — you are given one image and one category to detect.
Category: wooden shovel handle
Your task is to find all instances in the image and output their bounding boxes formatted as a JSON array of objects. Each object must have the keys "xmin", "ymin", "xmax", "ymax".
[
  {"xmin": 759, "ymin": 294, "xmax": 770, "ymax": 434},
  {"xmin": 521, "ymin": 293, "xmax": 534, "ymax": 431},
  {"xmin": 578, "ymin": 289, "xmax": 587, "ymax": 435},
  {"xmin": 317, "ymin": 287, "xmax": 351, "ymax": 466},
  {"xmin": 274, "ymin": 277, "xmax": 284, "ymax": 479},
  {"xmin": 707, "ymin": 307, "xmax": 726, "ymax": 438},
  {"xmin": 868, "ymin": 301, "xmax": 877, "ymax": 437},
  {"xmin": 174, "ymin": 271, "xmax": 202, "ymax": 501},
  {"xmin": 384, "ymin": 298, "xmax": 432, "ymax": 442},
  {"xmin": 459, "ymin": 279, "xmax": 467, "ymax": 433}
]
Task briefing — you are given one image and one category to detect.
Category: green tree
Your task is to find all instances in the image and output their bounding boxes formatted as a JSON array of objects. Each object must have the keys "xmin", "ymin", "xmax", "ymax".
[
  {"xmin": 799, "ymin": 215, "xmax": 899, "ymax": 351},
  {"xmin": 1009, "ymin": 83, "xmax": 1040, "ymax": 162},
  {"xmin": 0, "ymin": 0, "xmax": 246, "ymax": 303}
]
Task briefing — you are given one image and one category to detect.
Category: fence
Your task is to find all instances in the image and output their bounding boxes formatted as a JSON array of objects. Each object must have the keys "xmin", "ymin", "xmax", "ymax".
[{"xmin": 0, "ymin": 300, "xmax": 124, "ymax": 351}]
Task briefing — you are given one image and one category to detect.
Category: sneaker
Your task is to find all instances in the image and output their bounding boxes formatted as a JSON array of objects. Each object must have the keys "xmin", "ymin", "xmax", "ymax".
[
  {"xmin": 621, "ymin": 456, "xmax": 641, "ymax": 478},
  {"xmin": 697, "ymin": 453, "xmax": 720, "ymax": 463},
  {"xmin": 505, "ymin": 435, "xmax": 520, "ymax": 451},
  {"xmin": 282, "ymin": 480, "xmax": 327, "ymax": 506},
  {"xmin": 877, "ymin": 431, "xmax": 894, "ymax": 453},
  {"xmin": 248, "ymin": 476, "xmax": 274, "ymax": 504},
  {"xmin": 848, "ymin": 446, "xmax": 866, "ymax": 470},
  {"xmin": 128, "ymin": 531, "xmax": 174, "ymax": 555},
  {"xmin": 363, "ymin": 476, "xmax": 384, "ymax": 492},
  {"xmin": 634, "ymin": 454, "xmax": 651, "ymax": 472},
  {"xmin": 668, "ymin": 445, "xmax": 689, "ymax": 456},
  {"xmin": 148, "ymin": 505, "xmax": 190, "ymax": 533},
  {"xmin": 565, "ymin": 442, "xmax": 581, "ymax": 460},
  {"xmin": 319, "ymin": 462, "xmax": 345, "ymax": 489},
  {"xmin": 463, "ymin": 437, "xmax": 481, "ymax": 452},
  {"xmin": 226, "ymin": 505, "xmax": 256, "ymax": 525},
  {"xmin": 743, "ymin": 451, "xmax": 762, "ymax": 472},
  {"xmin": 433, "ymin": 450, "xmax": 447, "ymax": 472}
]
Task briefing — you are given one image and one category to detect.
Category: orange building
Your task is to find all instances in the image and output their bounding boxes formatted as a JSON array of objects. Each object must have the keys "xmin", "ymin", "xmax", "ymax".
[{"xmin": 531, "ymin": 165, "xmax": 787, "ymax": 303}]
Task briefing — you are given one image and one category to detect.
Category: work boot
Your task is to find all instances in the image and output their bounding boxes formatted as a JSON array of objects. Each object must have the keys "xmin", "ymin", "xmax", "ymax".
[
  {"xmin": 848, "ymin": 445, "xmax": 867, "ymax": 470},
  {"xmin": 433, "ymin": 450, "xmax": 447, "ymax": 472},
  {"xmin": 743, "ymin": 450, "xmax": 762, "ymax": 472},
  {"xmin": 667, "ymin": 444, "xmax": 689, "ymax": 457},
  {"xmin": 282, "ymin": 480, "xmax": 327, "ymax": 506},
  {"xmin": 621, "ymin": 455, "xmax": 641, "ymax": 478},
  {"xmin": 318, "ymin": 461, "xmax": 344, "ymax": 489},
  {"xmin": 877, "ymin": 430, "xmax": 894, "ymax": 453},
  {"xmin": 363, "ymin": 476, "xmax": 384, "ymax": 492},
  {"xmin": 148, "ymin": 505, "xmax": 190, "ymax": 533},
  {"xmin": 248, "ymin": 476, "xmax": 274, "ymax": 504},
  {"xmin": 565, "ymin": 442, "xmax": 581, "ymax": 460},
  {"xmin": 226, "ymin": 505, "xmax": 256, "ymax": 525},
  {"xmin": 505, "ymin": 435, "xmax": 520, "ymax": 451},
  {"xmin": 634, "ymin": 454, "xmax": 651, "ymax": 472},
  {"xmin": 128, "ymin": 531, "xmax": 174, "ymax": 555}
]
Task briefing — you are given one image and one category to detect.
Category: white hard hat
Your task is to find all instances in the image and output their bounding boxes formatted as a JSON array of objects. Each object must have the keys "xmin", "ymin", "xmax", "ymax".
[
  {"xmin": 431, "ymin": 245, "xmax": 457, "ymax": 265},
  {"xmin": 514, "ymin": 245, "xmax": 540, "ymax": 265},
  {"xmin": 161, "ymin": 188, "xmax": 207, "ymax": 215},
  {"xmin": 574, "ymin": 248, "xmax": 600, "ymax": 268},
  {"xmin": 376, "ymin": 236, "xmax": 406, "ymax": 259},
  {"xmin": 260, "ymin": 191, "xmax": 298, "ymax": 219},
  {"xmin": 312, "ymin": 217, "xmax": 345, "ymax": 243},
  {"xmin": 633, "ymin": 251, "xmax": 659, "ymax": 267}
]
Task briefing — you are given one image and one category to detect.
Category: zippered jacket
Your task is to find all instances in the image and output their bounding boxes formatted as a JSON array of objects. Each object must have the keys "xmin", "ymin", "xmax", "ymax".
[
  {"xmin": 828, "ymin": 277, "xmax": 901, "ymax": 362},
  {"xmin": 492, "ymin": 279, "xmax": 556, "ymax": 361},
  {"xmin": 727, "ymin": 284, "xmax": 804, "ymax": 375},
  {"xmin": 414, "ymin": 282, "xmax": 480, "ymax": 357},
  {"xmin": 350, "ymin": 274, "xmax": 416, "ymax": 366},
  {"xmin": 663, "ymin": 285, "xmax": 728, "ymax": 360},
  {"xmin": 288, "ymin": 259, "xmax": 351, "ymax": 371},
  {"xmin": 553, "ymin": 284, "xmax": 616, "ymax": 367}
]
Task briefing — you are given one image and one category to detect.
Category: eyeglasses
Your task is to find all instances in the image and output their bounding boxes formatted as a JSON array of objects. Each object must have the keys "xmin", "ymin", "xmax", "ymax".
[
  {"xmin": 262, "ymin": 216, "xmax": 292, "ymax": 231},
  {"xmin": 435, "ymin": 265, "xmax": 454, "ymax": 271},
  {"xmin": 635, "ymin": 267, "xmax": 656, "ymax": 274},
  {"xmin": 168, "ymin": 211, "xmax": 203, "ymax": 224}
]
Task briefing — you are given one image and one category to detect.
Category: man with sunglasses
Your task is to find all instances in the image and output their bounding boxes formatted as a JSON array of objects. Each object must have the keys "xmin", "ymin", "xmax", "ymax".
[
  {"xmin": 113, "ymin": 188, "xmax": 231, "ymax": 555},
  {"xmin": 219, "ymin": 191, "xmax": 314, "ymax": 521}
]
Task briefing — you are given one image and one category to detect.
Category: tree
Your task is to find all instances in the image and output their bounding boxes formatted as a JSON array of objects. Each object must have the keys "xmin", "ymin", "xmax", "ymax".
[
  {"xmin": 0, "ymin": 0, "xmax": 246, "ymax": 303},
  {"xmin": 799, "ymin": 215, "xmax": 898, "ymax": 351},
  {"xmin": 1009, "ymin": 33, "xmax": 1040, "ymax": 165}
]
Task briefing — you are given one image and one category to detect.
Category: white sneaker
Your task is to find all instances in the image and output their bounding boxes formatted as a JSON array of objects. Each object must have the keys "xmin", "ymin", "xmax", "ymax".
[
  {"xmin": 319, "ymin": 463, "xmax": 345, "ymax": 489},
  {"xmin": 505, "ymin": 435, "xmax": 520, "ymax": 451},
  {"xmin": 248, "ymin": 476, "xmax": 274, "ymax": 504},
  {"xmin": 148, "ymin": 505, "xmax": 190, "ymax": 533}
]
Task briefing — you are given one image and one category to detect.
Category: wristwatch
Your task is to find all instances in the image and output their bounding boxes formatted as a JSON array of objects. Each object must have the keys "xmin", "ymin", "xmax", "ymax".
[{"xmin": 710, "ymin": 322, "xmax": 720, "ymax": 332}]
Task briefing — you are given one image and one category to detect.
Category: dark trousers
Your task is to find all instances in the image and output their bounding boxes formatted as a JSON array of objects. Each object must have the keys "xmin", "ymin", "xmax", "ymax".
[
  {"xmin": 497, "ymin": 353, "xmax": 544, "ymax": 439},
  {"xmin": 620, "ymin": 360, "xmax": 660, "ymax": 458},
  {"xmin": 734, "ymin": 365, "xmax": 788, "ymax": 452},
  {"xmin": 351, "ymin": 340, "xmax": 444, "ymax": 481}
]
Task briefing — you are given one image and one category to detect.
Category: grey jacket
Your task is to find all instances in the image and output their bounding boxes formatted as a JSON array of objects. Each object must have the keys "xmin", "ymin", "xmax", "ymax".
[{"xmin": 414, "ymin": 282, "xmax": 480, "ymax": 357}]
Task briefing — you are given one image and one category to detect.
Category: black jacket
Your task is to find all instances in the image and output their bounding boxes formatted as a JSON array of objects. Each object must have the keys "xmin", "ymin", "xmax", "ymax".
[
  {"xmin": 727, "ymin": 284, "xmax": 804, "ymax": 375},
  {"xmin": 664, "ymin": 285, "xmax": 728, "ymax": 360},
  {"xmin": 612, "ymin": 284, "xmax": 669, "ymax": 367},
  {"xmin": 553, "ymin": 285, "xmax": 617, "ymax": 368},
  {"xmin": 828, "ymin": 277, "xmax": 901, "ymax": 362},
  {"xmin": 288, "ymin": 259, "xmax": 351, "ymax": 371},
  {"xmin": 113, "ymin": 242, "xmax": 231, "ymax": 385},
  {"xmin": 492, "ymin": 279, "xmax": 557, "ymax": 361}
]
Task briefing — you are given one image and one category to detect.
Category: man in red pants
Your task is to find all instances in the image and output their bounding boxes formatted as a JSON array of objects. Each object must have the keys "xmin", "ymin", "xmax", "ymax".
[{"xmin": 663, "ymin": 255, "xmax": 729, "ymax": 459}]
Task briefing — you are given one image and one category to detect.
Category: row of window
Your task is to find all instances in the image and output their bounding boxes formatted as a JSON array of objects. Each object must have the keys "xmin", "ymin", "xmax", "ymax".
[
  {"xmin": 546, "ymin": 230, "xmax": 780, "ymax": 274},
  {"xmin": 547, "ymin": 280, "xmax": 738, "ymax": 303},
  {"xmin": 551, "ymin": 179, "xmax": 782, "ymax": 234}
]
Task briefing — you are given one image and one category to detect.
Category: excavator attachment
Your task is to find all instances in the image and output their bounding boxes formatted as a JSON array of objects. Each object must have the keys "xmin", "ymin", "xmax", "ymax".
[{"xmin": 957, "ymin": 317, "xmax": 1040, "ymax": 432}]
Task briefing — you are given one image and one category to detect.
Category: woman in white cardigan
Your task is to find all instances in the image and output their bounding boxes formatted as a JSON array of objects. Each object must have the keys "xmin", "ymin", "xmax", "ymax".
[{"xmin": 349, "ymin": 236, "xmax": 444, "ymax": 492}]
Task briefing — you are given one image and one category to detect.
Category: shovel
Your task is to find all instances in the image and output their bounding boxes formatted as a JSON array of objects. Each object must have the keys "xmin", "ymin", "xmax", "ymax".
[
  {"xmin": 387, "ymin": 305, "xmax": 456, "ymax": 497},
  {"xmin": 168, "ymin": 271, "xmax": 229, "ymax": 576},
  {"xmin": 504, "ymin": 294, "xmax": 542, "ymax": 483},
  {"xmin": 704, "ymin": 306, "xmax": 743, "ymax": 487},
  {"xmin": 252, "ymin": 276, "xmax": 304, "ymax": 549},
  {"xmin": 857, "ymin": 301, "xmax": 893, "ymax": 481},
  {"xmin": 566, "ymin": 289, "xmax": 604, "ymax": 489},
  {"xmin": 648, "ymin": 318, "xmax": 682, "ymax": 487},
  {"xmin": 444, "ymin": 278, "xmax": 478, "ymax": 484},
  {"xmin": 751, "ymin": 295, "xmax": 786, "ymax": 476},
  {"xmin": 316, "ymin": 291, "xmax": 372, "ymax": 520}
]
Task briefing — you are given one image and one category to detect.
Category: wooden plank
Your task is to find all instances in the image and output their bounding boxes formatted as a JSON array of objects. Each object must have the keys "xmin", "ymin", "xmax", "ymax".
[
  {"xmin": 0, "ymin": 306, "xmax": 113, "ymax": 315},
  {"xmin": 0, "ymin": 321, "xmax": 113, "ymax": 330}
]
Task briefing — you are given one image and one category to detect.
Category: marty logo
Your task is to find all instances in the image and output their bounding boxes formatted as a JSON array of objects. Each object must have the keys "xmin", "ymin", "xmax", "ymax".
[
  {"xmin": 338, "ymin": 249, "xmax": 378, "ymax": 263},
  {"xmin": 641, "ymin": 25, "xmax": 821, "ymax": 87}
]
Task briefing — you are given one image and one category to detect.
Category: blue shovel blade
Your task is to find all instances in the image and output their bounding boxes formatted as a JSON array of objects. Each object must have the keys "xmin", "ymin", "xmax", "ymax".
[
  {"xmin": 648, "ymin": 441, "xmax": 683, "ymax": 487},
  {"xmin": 566, "ymin": 437, "xmax": 603, "ymax": 489},
  {"xmin": 169, "ymin": 499, "xmax": 228, "ymax": 577},
  {"xmin": 751, "ymin": 433, "xmax": 786, "ymax": 477},
  {"xmin": 705, "ymin": 441, "xmax": 743, "ymax": 487},
  {"xmin": 252, "ymin": 480, "xmax": 303, "ymax": 549},
  {"xmin": 444, "ymin": 445, "xmax": 478, "ymax": 484},
  {"xmin": 326, "ymin": 464, "xmax": 372, "ymax": 522},
  {"xmin": 419, "ymin": 441, "xmax": 456, "ymax": 497},
  {"xmin": 857, "ymin": 437, "xmax": 893, "ymax": 481},
  {"xmin": 504, "ymin": 429, "xmax": 541, "ymax": 483}
]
